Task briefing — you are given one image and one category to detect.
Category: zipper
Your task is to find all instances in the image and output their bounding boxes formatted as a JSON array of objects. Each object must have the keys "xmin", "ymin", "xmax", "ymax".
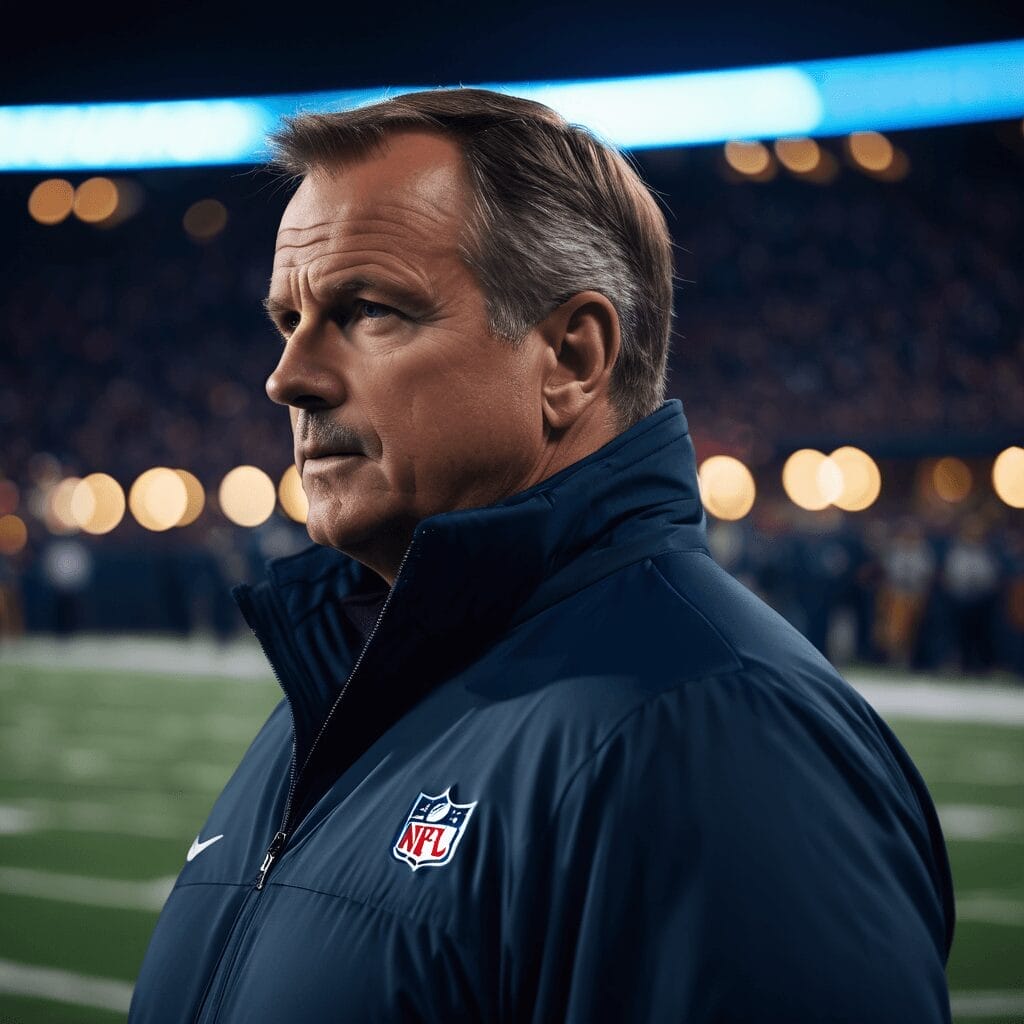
[
  {"xmin": 255, "ymin": 830, "xmax": 287, "ymax": 890},
  {"xmin": 240, "ymin": 587, "xmax": 300, "ymax": 891},
  {"xmin": 193, "ymin": 885, "xmax": 262, "ymax": 1024},
  {"xmin": 252, "ymin": 539, "xmax": 416, "ymax": 888}
]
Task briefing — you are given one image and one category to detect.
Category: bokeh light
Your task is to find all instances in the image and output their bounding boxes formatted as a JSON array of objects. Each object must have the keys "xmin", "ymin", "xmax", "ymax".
[
  {"xmin": 829, "ymin": 447, "xmax": 882, "ymax": 511},
  {"xmin": 0, "ymin": 514, "xmax": 28, "ymax": 555},
  {"xmin": 698, "ymin": 456, "xmax": 756, "ymax": 521},
  {"xmin": 28, "ymin": 178, "xmax": 74, "ymax": 224},
  {"xmin": 782, "ymin": 449, "xmax": 843, "ymax": 511},
  {"xmin": 932, "ymin": 457, "xmax": 972, "ymax": 504},
  {"xmin": 847, "ymin": 131, "xmax": 894, "ymax": 172},
  {"xmin": 219, "ymin": 466, "xmax": 275, "ymax": 527},
  {"xmin": 724, "ymin": 140, "xmax": 771, "ymax": 176},
  {"xmin": 174, "ymin": 469, "xmax": 206, "ymax": 526},
  {"xmin": 774, "ymin": 137, "xmax": 820, "ymax": 173},
  {"xmin": 129, "ymin": 468, "xmax": 189, "ymax": 532},
  {"xmin": 184, "ymin": 199, "xmax": 228, "ymax": 241},
  {"xmin": 46, "ymin": 477, "xmax": 82, "ymax": 534},
  {"xmin": 992, "ymin": 446, "xmax": 1024, "ymax": 508},
  {"xmin": 70, "ymin": 474, "xmax": 126, "ymax": 535},
  {"xmin": 72, "ymin": 177, "xmax": 120, "ymax": 223},
  {"xmin": 278, "ymin": 465, "xmax": 309, "ymax": 524}
]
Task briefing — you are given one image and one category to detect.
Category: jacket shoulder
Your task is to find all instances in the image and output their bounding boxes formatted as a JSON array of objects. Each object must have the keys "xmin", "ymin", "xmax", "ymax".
[
  {"xmin": 648, "ymin": 548, "xmax": 834, "ymax": 682},
  {"xmin": 498, "ymin": 548, "xmax": 930, "ymax": 814}
]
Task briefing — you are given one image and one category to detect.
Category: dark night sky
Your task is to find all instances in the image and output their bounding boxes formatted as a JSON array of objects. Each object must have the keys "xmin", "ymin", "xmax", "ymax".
[{"xmin": 4, "ymin": 0, "xmax": 1023, "ymax": 105}]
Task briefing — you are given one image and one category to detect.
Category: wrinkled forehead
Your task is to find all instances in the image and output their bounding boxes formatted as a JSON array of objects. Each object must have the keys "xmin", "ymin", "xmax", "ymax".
[{"xmin": 274, "ymin": 132, "xmax": 472, "ymax": 260}]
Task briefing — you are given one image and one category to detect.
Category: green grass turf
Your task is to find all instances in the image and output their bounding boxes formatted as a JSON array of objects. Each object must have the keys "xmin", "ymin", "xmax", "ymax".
[
  {"xmin": 0, "ymin": 994, "xmax": 124, "ymax": 1024},
  {"xmin": 0, "ymin": 661, "xmax": 1021, "ymax": 1022}
]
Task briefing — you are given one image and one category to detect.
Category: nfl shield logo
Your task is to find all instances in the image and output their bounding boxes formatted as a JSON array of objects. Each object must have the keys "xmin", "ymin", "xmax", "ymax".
[{"xmin": 392, "ymin": 787, "xmax": 477, "ymax": 871}]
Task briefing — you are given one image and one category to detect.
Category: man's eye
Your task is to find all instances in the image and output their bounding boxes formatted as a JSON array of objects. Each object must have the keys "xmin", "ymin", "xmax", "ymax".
[
  {"xmin": 354, "ymin": 300, "xmax": 394, "ymax": 321},
  {"xmin": 277, "ymin": 301, "xmax": 396, "ymax": 337}
]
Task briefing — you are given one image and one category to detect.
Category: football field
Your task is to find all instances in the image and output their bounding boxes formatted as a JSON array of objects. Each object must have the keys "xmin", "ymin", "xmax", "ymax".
[{"xmin": 0, "ymin": 638, "xmax": 1022, "ymax": 1023}]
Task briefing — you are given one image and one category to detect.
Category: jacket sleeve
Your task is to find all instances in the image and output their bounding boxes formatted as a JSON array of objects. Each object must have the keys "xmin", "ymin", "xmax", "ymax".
[{"xmin": 503, "ymin": 671, "xmax": 953, "ymax": 1023}]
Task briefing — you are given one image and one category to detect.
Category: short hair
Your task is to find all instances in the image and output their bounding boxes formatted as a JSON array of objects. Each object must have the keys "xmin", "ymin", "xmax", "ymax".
[{"xmin": 268, "ymin": 87, "xmax": 675, "ymax": 433}]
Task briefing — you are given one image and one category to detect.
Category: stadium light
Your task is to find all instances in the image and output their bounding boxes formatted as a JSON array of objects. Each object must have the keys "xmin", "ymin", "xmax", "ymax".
[{"xmin": 1, "ymin": 38, "xmax": 1023, "ymax": 170}]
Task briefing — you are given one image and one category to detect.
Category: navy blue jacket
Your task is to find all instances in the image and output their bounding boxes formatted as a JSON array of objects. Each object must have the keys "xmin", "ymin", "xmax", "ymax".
[{"xmin": 130, "ymin": 399, "xmax": 954, "ymax": 1022}]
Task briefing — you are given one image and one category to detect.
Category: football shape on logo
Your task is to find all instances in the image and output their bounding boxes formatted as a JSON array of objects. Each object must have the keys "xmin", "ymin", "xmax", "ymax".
[{"xmin": 426, "ymin": 800, "xmax": 450, "ymax": 822}]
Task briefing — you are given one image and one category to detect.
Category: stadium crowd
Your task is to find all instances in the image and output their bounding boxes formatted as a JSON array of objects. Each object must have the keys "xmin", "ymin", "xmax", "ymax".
[{"xmin": 1, "ymin": 125, "xmax": 1021, "ymax": 678}]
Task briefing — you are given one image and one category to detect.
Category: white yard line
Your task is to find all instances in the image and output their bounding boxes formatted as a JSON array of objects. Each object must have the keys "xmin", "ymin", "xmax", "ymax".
[
  {"xmin": 849, "ymin": 675, "xmax": 1024, "ymax": 725},
  {"xmin": 0, "ymin": 866, "xmax": 175, "ymax": 912},
  {"xmin": 956, "ymin": 895, "xmax": 1024, "ymax": 926},
  {"xmin": 950, "ymin": 989, "xmax": 1024, "ymax": 1016},
  {"xmin": 0, "ymin": 957, "xmax": 133, "ymax": 1013},
  {"xmin": 0, "ymin": 634, "xmax": 271, "ymax": 679},
  {"xmin": 936, "ymin": 805, "xmax": 1024, "ymax": 843},
  {"xmin": 0, "ymin": 798, "xmax": 195, "ymax": 840}
]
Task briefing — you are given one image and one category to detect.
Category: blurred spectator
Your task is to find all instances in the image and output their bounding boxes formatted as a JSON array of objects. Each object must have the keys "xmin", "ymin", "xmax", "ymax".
[
  {"xmin": 41, "ymin": 537, "xmax": 93, "ymax": 636},
  {"xmin": 0, "ymin": 556, "xmax": 23, "ymax": 637},
  {"xmin": 941, "ymin": 517, "xmax": 1000, "ymax": 674},
  {"xmin": 1001, "ymin": 529, "xmax": 1024, "ymax": 679},
  {"xmin": 874, "ymin": 522, "xmax": 936, "ymax": 669}
]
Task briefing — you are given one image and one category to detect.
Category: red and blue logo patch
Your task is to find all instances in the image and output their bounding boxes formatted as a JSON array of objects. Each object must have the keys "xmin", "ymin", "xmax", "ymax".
[{"xmin": 392, "ymin": 787, "xmax": 477, "ymax": 871}]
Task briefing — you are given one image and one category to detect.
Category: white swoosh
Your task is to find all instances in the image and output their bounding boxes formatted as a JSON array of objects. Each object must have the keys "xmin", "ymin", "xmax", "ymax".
[{"xmin": 186, "ymin": 833, "xmax": 224, "ymax": 862}]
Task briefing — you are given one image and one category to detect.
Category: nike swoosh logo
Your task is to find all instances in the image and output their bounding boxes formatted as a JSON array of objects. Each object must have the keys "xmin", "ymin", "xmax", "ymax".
[{"xmin": 187, "ymin": 833, "xmax": 224, "ymax": 862}]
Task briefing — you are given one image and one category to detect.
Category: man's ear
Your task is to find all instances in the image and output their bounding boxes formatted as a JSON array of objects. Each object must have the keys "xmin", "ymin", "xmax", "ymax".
[{"xmin": 534, "ymin": 291, "xmax": 621, "ymax": 432}]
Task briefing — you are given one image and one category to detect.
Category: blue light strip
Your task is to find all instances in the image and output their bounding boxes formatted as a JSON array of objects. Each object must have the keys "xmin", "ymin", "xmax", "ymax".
[
  {"xmin": 1, "ymin": 38, "xmax": 1022, "ymax": 170},
  {"xmin": 801, "ymin": 39, "xmax": 1024, "ymax": 134}
]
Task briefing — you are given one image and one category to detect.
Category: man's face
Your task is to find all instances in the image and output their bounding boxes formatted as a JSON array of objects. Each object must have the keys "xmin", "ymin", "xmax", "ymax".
[{"xmin": 265, "ymin": 131, "xmax": 549, "ymax": 580}]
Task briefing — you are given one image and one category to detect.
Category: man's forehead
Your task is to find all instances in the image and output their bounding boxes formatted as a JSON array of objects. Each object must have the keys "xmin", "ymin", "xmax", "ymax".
[{"xmin": 275, "ymin": 131, "xmax": 469, "ymax": 244}]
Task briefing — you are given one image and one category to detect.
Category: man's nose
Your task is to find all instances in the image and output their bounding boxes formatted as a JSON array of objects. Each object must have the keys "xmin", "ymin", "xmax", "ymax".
[{"xmin": 265, "ymin": 332, "xmax": 347, "ymax": 410}]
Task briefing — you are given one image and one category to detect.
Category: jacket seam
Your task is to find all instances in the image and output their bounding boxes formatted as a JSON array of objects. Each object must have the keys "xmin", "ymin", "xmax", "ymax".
[
  {"xmin": 647, "ymin": 555, "xmax": 745, "ymax": 672},
  {"xmin": 508, "ymin": 545, "xmax": 709, "ymax": 632},
  {"xmin": 265, "ymin": 879, "xmax": 476, "ymax": 948},
  {"xmin": 170, "ymin": 880, "xmax": 255, "ymax": 892}
]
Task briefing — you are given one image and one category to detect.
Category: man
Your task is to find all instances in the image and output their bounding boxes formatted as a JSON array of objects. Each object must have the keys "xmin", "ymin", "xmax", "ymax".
[{"xmin": 130, "ymin": 88, "xmax": 954, "ymax": 1022}]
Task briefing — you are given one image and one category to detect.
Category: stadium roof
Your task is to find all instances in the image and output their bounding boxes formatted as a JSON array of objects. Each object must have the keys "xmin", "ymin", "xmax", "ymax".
[{"xmin": 5, "ymin": 0, "xmax": 1022, "ymax": 104}]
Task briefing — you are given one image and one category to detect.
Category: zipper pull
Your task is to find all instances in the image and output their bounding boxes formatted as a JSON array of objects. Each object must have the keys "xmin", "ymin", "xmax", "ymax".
[{"xmin": 256, "ymin": 830, "xmax": 288, "ymax": 890}]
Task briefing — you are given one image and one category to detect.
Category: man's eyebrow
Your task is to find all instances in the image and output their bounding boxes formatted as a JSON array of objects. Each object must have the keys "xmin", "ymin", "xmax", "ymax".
[{"xmin": 261, "ymin": 275, "xmax": 429, "ymax": 317}]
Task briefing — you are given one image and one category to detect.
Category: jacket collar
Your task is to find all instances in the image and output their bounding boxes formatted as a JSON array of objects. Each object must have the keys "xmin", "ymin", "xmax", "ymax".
[{"xmin": 233, "ymin": 399, "xmax": 706, "ymax": 757}]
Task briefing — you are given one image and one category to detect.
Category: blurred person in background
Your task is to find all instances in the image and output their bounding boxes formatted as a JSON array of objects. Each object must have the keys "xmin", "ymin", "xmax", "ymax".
[
  {"xmin": 109, "ymin": 88, "xmax": 950, "ymax": 1022},
  {"xmin": 0, "ymin": 556, "xmax": 24, "ymax": 637},
  {"xmin": 1000, "ymin": 527, "xmax": 1024, "ymax": 680},
  {"xmin": 40, "ymin": 536, "xmax": 92, "ymax": 636},
  {"xmin": 787, "ymin": 507, "xmax": 857, "ymax": 661},
  {"xmin": 854, "ymin": 518, "xmax": 888, "ymax": 663},
  {"xmin": 875, "ymin": 520, "xmax": 937, "ymax": 669},
  {"xmin": 941, "ymin": 515, "xmax": 1000, "ymax": 675}
]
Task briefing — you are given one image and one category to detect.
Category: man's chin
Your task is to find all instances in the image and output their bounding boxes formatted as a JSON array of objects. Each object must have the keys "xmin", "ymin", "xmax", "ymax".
[
  {"xmin": 304, "ymin": 499, "xmax": 419, "ymax": 583},
  {"xmin": 304, "ymin": 510, "xmax": 368, "ymax": 552},
  {"xmin": 303, "ymin": 502, "xmax": 395, "ymax": 556}
]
